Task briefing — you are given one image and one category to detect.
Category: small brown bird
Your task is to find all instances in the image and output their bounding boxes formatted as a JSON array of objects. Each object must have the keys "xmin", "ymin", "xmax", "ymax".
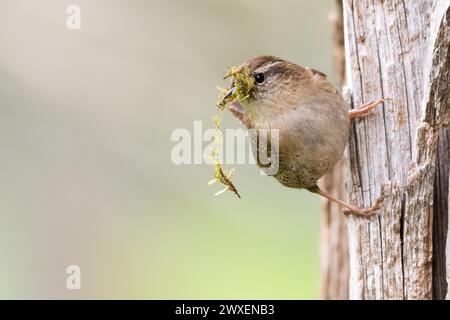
[{"xmin": 222, "ymin": 55, "xmax": 386, "ymax": 216}]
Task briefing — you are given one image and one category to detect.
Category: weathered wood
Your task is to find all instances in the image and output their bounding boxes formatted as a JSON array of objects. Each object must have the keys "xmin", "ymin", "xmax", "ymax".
[
  {"xmin": 320, "ymin": 158, "xmax": 350, "ymax": 299},
  {"xmin": 320, "ymin": 0, "xmax": 349, "ymax": 300},
  {"xmin": 447, "ymin": 172, "xmax": 450, "ymax": 299},
  {"xmin": 343, "ymin": 0, "xmax": 450, "ymax": 299},
  {"xmin": 433, "ymin": 128, "xmax": 449, "ymax": 299}
]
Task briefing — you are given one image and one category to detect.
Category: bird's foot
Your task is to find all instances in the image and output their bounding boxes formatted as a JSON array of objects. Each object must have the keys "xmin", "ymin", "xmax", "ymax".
[
  {"xmin": 342, "ymin": 196, "xmax": 384, "ymax": 218},
  {"xmin": 348, "ymin": 98, "xmax": 391, "ymax": 120}
]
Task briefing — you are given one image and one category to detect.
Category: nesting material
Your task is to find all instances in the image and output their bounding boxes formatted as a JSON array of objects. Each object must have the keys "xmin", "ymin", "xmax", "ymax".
[{"xmin": 209, "ymin": 66, "xmax": 255, "ymax": 199}]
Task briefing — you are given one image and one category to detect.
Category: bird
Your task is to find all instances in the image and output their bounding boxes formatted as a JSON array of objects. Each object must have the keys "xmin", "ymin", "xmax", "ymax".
[{"xmin": 219, "ymin": 55, "xmax": 386, "ymax": 217}]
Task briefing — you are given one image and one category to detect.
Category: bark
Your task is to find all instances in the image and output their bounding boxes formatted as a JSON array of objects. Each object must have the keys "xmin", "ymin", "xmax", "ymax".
[
  {"xmin": 433, "ymin": 128, "xmax": 450, "ymax": 299},
  {"xmin": 320, "ymin": 0, "xmax": 350, "ymax": 300},
  {"xmin": 447, "ymin": 173, "xmax": 450, "ymax": 300},
  {"xmin": 343, "ymin": 0, "xmax": 450, "ymax": 299}
]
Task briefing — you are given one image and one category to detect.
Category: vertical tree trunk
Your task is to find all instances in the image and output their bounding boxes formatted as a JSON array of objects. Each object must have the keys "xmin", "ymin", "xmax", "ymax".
[
  {"xmin": 343, "ymin": 0, "xmax": 450, "ymax": 299},
  {"xmin": 433, "ymin": 128, "xmax": 450, "ymax": 299},
  {"xmin": 320, "ymin": 0, "xmax": 350, "ymax": 300}
]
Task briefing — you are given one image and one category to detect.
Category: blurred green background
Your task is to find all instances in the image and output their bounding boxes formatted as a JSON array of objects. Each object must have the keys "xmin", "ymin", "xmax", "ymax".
[{"xmin": 0, "ymin": 0, "xmax": 335, "ymax": 299}]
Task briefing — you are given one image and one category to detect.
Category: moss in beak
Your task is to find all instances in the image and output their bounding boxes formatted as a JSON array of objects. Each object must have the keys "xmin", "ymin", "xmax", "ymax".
[
  {"xmin": 217, "ymin": 66, "xmax": 254, "ymax": 110},
  {"xmin": 208, "ymin": 65, "xmax": 253, "ymax": 199}
]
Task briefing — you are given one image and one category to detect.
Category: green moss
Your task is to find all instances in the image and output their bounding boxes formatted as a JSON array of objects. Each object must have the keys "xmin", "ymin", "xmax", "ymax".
[
  {"xmin": 217, "ymin": 66, "xmax": 254, "ymax": 110},
  {"xmin": 208, "ymin": 108, "xmax": 241, "ymax": 199},
  {"xmin": 209, "ymin": 65, "xmax": 253, "ymax": 199}
]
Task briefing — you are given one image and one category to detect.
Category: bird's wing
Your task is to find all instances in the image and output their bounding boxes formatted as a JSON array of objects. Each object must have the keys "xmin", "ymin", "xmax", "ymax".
[{"xmin": 306, "ymin": 67, "xmax": 328, "ymax": 80}]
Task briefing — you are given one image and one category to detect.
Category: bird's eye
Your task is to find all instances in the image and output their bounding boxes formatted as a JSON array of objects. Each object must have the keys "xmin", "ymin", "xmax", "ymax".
[{"xmin": 254, "ymin": 73, "xmax": 265, "ymax": 84}]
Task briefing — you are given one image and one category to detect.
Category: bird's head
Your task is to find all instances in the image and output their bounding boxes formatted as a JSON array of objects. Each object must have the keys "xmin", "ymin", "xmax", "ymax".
[{"xmin": 218, "ymin": 55, "xmax": 308, "ymax": 127}]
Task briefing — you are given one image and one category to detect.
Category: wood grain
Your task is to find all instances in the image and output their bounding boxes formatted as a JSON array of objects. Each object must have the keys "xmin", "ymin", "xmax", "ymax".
[{"xmin": 343, "ymin": 0, "xmax": 450, "ymax": 299}]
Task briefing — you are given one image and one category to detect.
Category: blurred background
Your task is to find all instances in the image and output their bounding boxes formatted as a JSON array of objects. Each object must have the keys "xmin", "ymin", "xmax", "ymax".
[{"xmin": 0, "ymin": 0, "xmax": 336, "ymax": 299}]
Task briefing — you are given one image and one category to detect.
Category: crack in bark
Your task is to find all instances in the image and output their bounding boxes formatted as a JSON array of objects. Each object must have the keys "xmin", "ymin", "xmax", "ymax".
[
  {"xmin": 400, "ymin": 191, "xmax": 406, "ymax": 299},
  {"xmin": 372, "ymin": 0, "xmax": 392, "ymax": 181},
  {"xmin": 394, "ymin": 0, "xmax": 414, "ymax": 161},
  {"xmin": 377, "ymin": 213, "xmax": 385, "ymax": 299}
]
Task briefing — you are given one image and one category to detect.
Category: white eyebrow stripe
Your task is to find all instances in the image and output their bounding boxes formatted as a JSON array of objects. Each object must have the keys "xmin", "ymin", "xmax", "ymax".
[{"xmin": 254, "ymin": 61, "xmax": 283, "ymax": 74}]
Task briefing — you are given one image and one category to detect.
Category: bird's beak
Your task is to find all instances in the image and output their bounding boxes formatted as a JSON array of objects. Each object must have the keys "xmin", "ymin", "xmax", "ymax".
[{"xmin": 223, "ymin": 86, "xmax": 236, "ymax": 100}]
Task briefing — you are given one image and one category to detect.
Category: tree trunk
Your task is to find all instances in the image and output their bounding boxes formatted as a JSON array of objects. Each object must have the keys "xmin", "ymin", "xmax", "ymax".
[
  {"xmin": 320, "ymin": 0, "xmax": 350, "ymax": 300},
  {"xmin": 343, "ymin": 0, "xmax": 450, "ymax": 299}
]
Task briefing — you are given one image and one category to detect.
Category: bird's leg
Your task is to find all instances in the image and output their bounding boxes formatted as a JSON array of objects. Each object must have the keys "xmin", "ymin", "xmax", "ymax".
[
  {"xmin": 307, "ymin": 185, "xmax": 382, "ymax": 217},
  {"xmin": 348, "ymin": 98, "xmax": 390, "ymax": 120}
]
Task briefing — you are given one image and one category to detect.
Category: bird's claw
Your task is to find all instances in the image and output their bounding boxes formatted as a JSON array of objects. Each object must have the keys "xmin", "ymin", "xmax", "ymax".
[{"xmin": 342, "ymin": 195, "xmax": 384, "ymax": 218}]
